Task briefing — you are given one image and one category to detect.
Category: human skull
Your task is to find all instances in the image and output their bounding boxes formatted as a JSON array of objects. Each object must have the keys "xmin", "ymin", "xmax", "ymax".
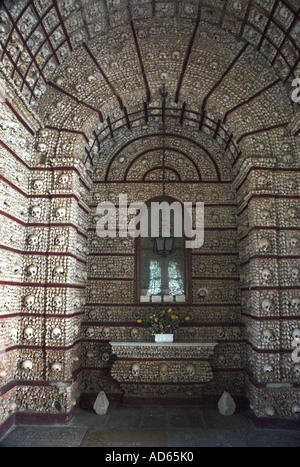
[
  {"xmin": 58, "ymin": 173, "xmax": 69, "ymax": 185},
  {"xmin": 292, "ymin": 403, "xmax": 300, "ymax": 414},
  {"xmin": 37, "ymin": 143, "xmax": 46, "ymax": 152},
  {"xmin": 232, "ymin": 354, "xmax": 241, "ymax": 365},
  {"xmin": 22, "ymin": 359, "xmax": 33, "ymax": 370},
  {"xmin": 263, "ymin": 364, "xmax": 273, "ymax": 373},
  {"xmin": 51, "ymin": 327, "xmax": 62, "ymax": 340},
  {"xmin": 4, "ymin": 297, "xmax": 11, "ymax": 309},
  {"xmin": 53, "ymin": 266, "xmax": 64, "ymax": 277},
  {"xmin": 290, "ymin": 237, "xmax": 298, "ymax": 249},
  {"xmin": 289, "ymin": 296, "xmax": 299, "ymax": 311},
  {"xmin": 10, "ymin": 328, "xmax": 18, "ymax": 342},
  {"xmin": 131, "ymin": 362, "xmax": 140, "ymax": 376},
  {"xmin": 102, "ymin": 352, "xmax": 110, "ymax": 362},
  {"xmin": 31, "ymin": 205, "xmax": 41, "ymax": 218},
  {"xmin": 159, "ymin": 363, "xmax": 168, "ymax": 377},
  {"xmin": 258, "ymin": 238, "xmax": 271, "ymax": 252},
  {"xmin": 260, "ymin": 209, "xmax": 270, "ymax": 221},
  {"xmin": 287, "ymin": 208, "xmax": 297, "ymax": 219},
  {"xmin": 23, "ymin": 326, "xmax": 34, "ymax": 341},
  {"xmin": 51, "ymin": 362, "xmax": 62, "ymax": 372},
  {"xmin": 27, "ymin": 234, "xmax": 39, "ymax": 246},
  {"xmin": 55, "ymin": 207, "xmax": 66, "ymax": 219},
  {"xmin": 103, "ymin": 327, "xmax": 110, "ymax": 338},
  {"xmin": 86, "ymin": 327, "xmax": 94, "ymax": 338},
  {"xmin": 262, "ymin": 329, "xmax": 273, "ymax": 344},
  {"xmin": 292, "ymin": 329, "xmax": 300, "ymax": 344},
  {"xmin": 262, "ymin": 269, "xmax": 272, "ymax": 281},
  {"xmin": 291, "ymin": 268, "xmax": 299, "ymax": 280},
  {"xmin": 130, "ymin": 328, "xmax": 139, "ymax": 339},
  {"xmin": 218, "ymin": 355, "xmax": 226, "ymax": 365},
  {"xmin": 294, "ymin": 364, "xmax": 300, "ymax": 377},
  {"xmin": 55, "ymin": 235, "xmax": 65, "ymax": 247},
  {"xmin": 185, "ymin": 363, "xmax": 196, "ymax": 377},
  {"xmin": 24, "ymin": 294, "xmax": 35, "ymax": 308},
  {"xmin": 53, "ymin": 295, "xmax": 62, "ymax": 308},
  {"xmin": 262, "ymin": 299, "xmax": 273, "ymax": 313},
  {"xmin": 33, "ymin": 179, "xmax": 43, "ymax": 190},
  {"xmin": 265, "ymin": 405, "xmax": 275, "ymax": 417},
  {"xmin": 27, "ymin": 264, "xmax": 38, "ymax": 278},
  {"xmin": 106, "ymin": 289, "xmax": 113, "ymax": 299}
]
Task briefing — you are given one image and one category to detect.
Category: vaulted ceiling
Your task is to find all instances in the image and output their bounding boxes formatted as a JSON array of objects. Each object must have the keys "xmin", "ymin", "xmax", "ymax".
[{"xmin": 0, "ymin": 0, "xmax": 299, "ymax": 178}]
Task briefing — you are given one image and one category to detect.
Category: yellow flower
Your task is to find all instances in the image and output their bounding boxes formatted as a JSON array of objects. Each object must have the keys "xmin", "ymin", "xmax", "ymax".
[
  {"xmin": 137, "ymin": 319, "xmax": 142, "ymax": 323},
  {"xmin": 185, "ymin": 317, "xmax": 191, "ymax": 321},
  {"xmin": 168, "ymin": 308, "xmax": 172, "ymax": 313},
  {"xmin": 154, "ymin": 318, "xmax": 158, "ymax": 322},
  {"xmin": 171, "ymin": 315, "xmax": 177, "ymax": 320}
]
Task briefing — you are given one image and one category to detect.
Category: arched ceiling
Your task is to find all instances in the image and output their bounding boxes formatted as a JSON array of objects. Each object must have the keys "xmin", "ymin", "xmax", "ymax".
[{"xmin": 0, "ymin": 0, "xmax": 299, "ymax": 178}]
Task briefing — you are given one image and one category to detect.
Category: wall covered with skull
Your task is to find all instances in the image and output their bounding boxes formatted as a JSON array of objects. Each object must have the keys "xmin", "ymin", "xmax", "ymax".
[{"xmin": 0, "ymin": 0, "xmax": 299, "ymax": 434}]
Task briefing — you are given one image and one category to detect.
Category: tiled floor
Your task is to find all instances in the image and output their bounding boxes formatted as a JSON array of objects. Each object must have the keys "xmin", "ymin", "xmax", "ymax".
[{"xmin": 1, "ymin": 404, "xmax": 300, "ymax": 447}]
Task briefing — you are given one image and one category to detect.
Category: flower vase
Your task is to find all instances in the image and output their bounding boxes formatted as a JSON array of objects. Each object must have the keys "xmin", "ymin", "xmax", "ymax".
[{"xmin": 155, "ymin": 334, "xmax": 174, "ymax": 343}]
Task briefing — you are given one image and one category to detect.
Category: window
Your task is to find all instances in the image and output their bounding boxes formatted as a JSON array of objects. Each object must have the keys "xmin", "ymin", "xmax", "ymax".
[{"xmin": 136, "ymin": 198, "xmax": 189, "ymax": 303}]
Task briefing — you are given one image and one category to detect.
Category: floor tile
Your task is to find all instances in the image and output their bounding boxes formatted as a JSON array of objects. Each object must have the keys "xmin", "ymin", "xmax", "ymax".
[
  {"xmin": 81, "ymin": 428, "xmax": 168, "ymax": 447},
  {"xmin": 0, "ymin": 426, "xmax": 87, "ymax": 447}
]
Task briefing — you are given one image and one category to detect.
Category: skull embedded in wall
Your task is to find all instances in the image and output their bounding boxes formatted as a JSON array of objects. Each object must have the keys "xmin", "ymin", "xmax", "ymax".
[
  {"xmin": 290, "ymin": 297, "xmax": 300, "ymax": 311},
  {"xmin": 86, "ymin": 327, "xmax": 94, "ymax": 338},
  {"xmin": 292, "ymin": 328, "xmax": 300, "ymax": 345},
  {"xmin": 262, "ymin": 299, "xmax": 273, "ymax": 313},
  {"xmin": 51, "ymin": 327, "xmax": 62, "ymax": 340},
  {"xmin": 294, "ymin": 364, "xmax": 300, "ymax": 377},
  {"xmin": 262, "ymin": 329, "xmax": 273, "ymax": 345},
  {"xmin": 27, "ymin": 234, "xmax": 39, "ymax": 246},
  {"xmin": 10, "ymin": 328, "xmax": 18, "ymax": 342},
  {"xmin": 287, "ymin": 208, "xmax": 297, "ymax": 220},
  {"xmin": 54, "ymin": 267, "xmax": 65, "ymax": 280},
  {"xmin": 51, "ymin": 362, "xmax": 62, "ymax": 372},
  {"xmin": 258, "ymin": 238, "xmax": 271, "ymax": 252},
  {"xmin": 55, "ymin": 235, "xmax": 65, "ymax": 247},
  {"xmin": 261, "ymin": 269, "xmax": 272, "ymax": 282},
  {"xmin": 260, "ymin": 209, "xmax": 270, "ymax": 222},
  {"xmin": 102, "ymin": 352, "xmax": 110, "ymax": 363},
  {"xmin": 33, "ymin": 179, "xmax": 43, "ymax": 190},
  {"xmin": 23, "ymin": 326, "xmax": 34, "ymax": 341},
  {"xmin": 291, "ymin": 268, "xmax": 299, "ymax": 281},
  {"xmin": 26, "ymin": 264, "xmax": 38, "ymax": 278},
  {"xmin": 53, "ymin": 295, "xmax": 62, "ymax": 308},
  {"xmin": 21, "ymin": 359, "xmax": 33, "ymax": 371},
  {"xmin": 218, "ymin": 355, "xmax": 226, "ymax": 365},
  {"xmin": 159, "ymin": 363, "xmax": 168, "ymax": 377},
  {"xmin": 24, "ymin": 294, "xmax": 35, "ymax": 308},
  {"xmin": 31, "ymin": 205, "xmax": 41, "ymax": 218},
  {"xmin": 55, "ymin": 207, "xmax": 66, "ymax": 219},
  {"xmin": 290, "ymin": 238, "xmax": 298, "ymax": 249},
  {"xmin": 265, "ymin": 405, "xmax": 275, "ymax": 417},
  {"xmin": 130, "ymin": 328, "xmax": 139, "ymax": 339},
  {"xmin": 102, "ymin": 327, "xmax": 110, "ymax": 339},
  {"xmin": 131, "ymin": 362, "xmax": 140, "ymax": 377},
  {"xmin": 106, "ymin": 289, "xmax": 114, "ymax": 299},
  {"xmin": 185, "ymin": 363, "xmax": 196, "ymax": 378},
  {"xmin": 58, "ymin": 173, "xmax": 69, "ymax": 185},
  {"xmin": 292, "ymin": 403, "xmax": 300, "ymax": 414},
  {"xmin": 263, "ymin": 364, "xmax": 273, "ymax": 374}
]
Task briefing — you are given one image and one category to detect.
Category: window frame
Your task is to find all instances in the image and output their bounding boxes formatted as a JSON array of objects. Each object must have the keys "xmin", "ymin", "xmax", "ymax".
[{"xmin": 135, "ymin": 196, "xmax": 192, "ymax": 304}]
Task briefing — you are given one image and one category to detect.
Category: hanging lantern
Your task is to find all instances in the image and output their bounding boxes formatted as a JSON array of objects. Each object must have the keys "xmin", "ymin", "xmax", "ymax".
[{"xmin": 153, "ymin": 236, "xmax": 176, "ymax": 257}]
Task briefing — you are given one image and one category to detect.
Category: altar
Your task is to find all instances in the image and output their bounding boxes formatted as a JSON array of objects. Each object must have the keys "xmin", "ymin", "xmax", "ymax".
[{"xmin": 110, "ymin": 342, "xmax": 218, "ymax": 403}]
